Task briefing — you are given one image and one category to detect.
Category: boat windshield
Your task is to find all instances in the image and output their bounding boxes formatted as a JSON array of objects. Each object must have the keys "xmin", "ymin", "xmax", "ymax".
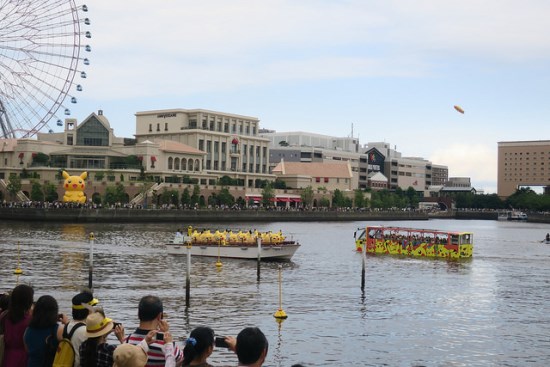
[{"xmin": 460, "ymin": 233, "xmax": 473, "ymax": 245}]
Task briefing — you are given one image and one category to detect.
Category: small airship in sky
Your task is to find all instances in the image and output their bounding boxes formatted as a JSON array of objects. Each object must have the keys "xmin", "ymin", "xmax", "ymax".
[{"xmin": 454, "ymin": 105, "xmax": 464, "ymax": 114}]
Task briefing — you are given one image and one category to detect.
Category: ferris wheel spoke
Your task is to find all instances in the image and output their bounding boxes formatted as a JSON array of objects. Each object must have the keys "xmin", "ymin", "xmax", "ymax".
[{"xmin": 0, "ymin": 0, "xmax": 89, "ymax": 138}]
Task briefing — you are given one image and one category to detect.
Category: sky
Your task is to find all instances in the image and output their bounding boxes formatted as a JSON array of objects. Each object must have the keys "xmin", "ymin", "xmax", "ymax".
[{"xmin": 62, "ymin": 0, "xmax": 550, "ymax": 194}]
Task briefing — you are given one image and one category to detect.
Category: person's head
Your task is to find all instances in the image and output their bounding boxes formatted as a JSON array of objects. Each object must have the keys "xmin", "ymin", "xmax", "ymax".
[
  {"xmin": 182, "ymin": 326, "xmax": 215, "ymax": 365},
  {"xmin": 236, "ymin": 327, "xmax": 268, "ymax": 366},
  {"xmin": 0, "ymin": 292, "xmax": 10, "ymax": 311},
  {"xmin": 113, "ymin": 342, "xmax": 148, "ymax": 367},
  {"xmin": 7, "ymin": 284, "xmax": 34, "ymax": 322},
  {"xmin": 138, "ymin": 295, "xmax": 163, "ymax": 322},
  {"xmin": 85, "ymin": 311, "xmax": 114, "ymax": 339},
  {"xmin": 72, "ymin": 289, "xmax": 98, "ymax": 320},
  {"xmin": 29, "ymin": 294, "xmax": 58, "ymax": 328}
]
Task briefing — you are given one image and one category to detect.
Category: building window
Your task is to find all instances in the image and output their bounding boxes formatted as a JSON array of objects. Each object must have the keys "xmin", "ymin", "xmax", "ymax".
[
  {"xmin": 149, "ymin": 124, "xmax": 152, "ymax": 132},
  {"xmin": 164, "ymin": 123, "xmax": 168, "ymax": 131}
]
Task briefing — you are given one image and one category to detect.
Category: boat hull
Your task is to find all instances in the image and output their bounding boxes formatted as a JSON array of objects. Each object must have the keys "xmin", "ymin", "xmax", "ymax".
[{"xmin": 165, "ymin": 241, "xmax": 300, "ymax": 260}]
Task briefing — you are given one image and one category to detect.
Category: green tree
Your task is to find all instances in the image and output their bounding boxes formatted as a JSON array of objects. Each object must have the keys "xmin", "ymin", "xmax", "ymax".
[
  {"xmin": 261, "ymin": 183, "xmax": 275, "ymax": 207},
  {"xmin": 406, "ymin": 187, "xmax": 419, "ymax": 208},
  {"xmin": 319, "ymin": 197, "xmax": 330, "ymax": 207},
  {"xmin": 181, "ymin": 188, "xmax": 190, "ymax": 206},
  {"xmin": 332, "ymin": 189, "xmax": 348, "ymax": 208},
  {"xmin": 190, "ymin": 184, "xmax": 200, "ymax": 206},
  {"xmin": 218, "ymin": 187, "xmax": 235, "ymax": 206},
  {"xmin": 6, "ymin": 175, "xmax": 22, "ymax": 200},
  {"xmin": 160, "ymin": 189, "xmax": 178, "ymax": 206},
  {"xmin": 30, "ymin": 181, "xmax": 44, "ymax": 201},
  {"xmin": 104, "ymin": 183, "xmax": 127, "ymax": 205},
  {"xmin": 354, "ymin": 189, "xmax": 366, "ymax": 208},
  {"xmin": 301, "ymin": 186, "xmax": 314, "ymax": 207},
  {"xmin": 43, "ymin": 182, "xmax": 58, "ymax": 202}
]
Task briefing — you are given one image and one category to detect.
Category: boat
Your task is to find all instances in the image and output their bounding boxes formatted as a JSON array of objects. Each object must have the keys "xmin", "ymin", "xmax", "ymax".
[
  {"xmin": 498, "ymin": 210, "xmax": 528, "ymax": 221},
  {"xmin": 165, "ymin": 227, "xmax": 300, "ymax": 260},
  {"xmin": 507, "ymin": 210, "xmax": 528, "ymax": 221},
  {"xmin": 354, "ymin": 226, "xmax": 473, "ymax": 259}
]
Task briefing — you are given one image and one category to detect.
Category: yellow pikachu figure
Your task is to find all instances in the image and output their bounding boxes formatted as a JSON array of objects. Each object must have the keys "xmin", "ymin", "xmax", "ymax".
[{"xmin": 62, "ymin": 171, "xmax": 88, "ymax": 203}]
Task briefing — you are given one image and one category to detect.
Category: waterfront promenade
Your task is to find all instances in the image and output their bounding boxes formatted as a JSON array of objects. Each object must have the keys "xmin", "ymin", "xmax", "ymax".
[
  {"xmin": 2, "ymin": 205, "xmax": 549, "ymax": 223},
  {"xmin": 0, "ymin": 206, "xmax": 431, "ymax": 222}
]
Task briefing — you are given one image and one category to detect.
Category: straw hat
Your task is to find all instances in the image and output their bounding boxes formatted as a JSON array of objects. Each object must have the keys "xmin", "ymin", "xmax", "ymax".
[
  {"xmin": 85, "ymin": 312, "xmax": 114, "ymax": 338},
  {"xmin": 113, "ymin": 343, "xmax": 148, "ymax": 367}
]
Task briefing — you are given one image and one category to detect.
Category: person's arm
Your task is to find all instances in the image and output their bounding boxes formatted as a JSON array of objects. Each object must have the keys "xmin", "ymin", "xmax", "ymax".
[
  {"xmin": 225, "ymin": 336, "xmax": 237, "ymax": 353},
  {"xmin": 113, "ymin": 323, "xmax": 126, "ymax": 343},
  {"xmin": 162, "ymin": 331, "xmax": 176, "ymax": 367}
]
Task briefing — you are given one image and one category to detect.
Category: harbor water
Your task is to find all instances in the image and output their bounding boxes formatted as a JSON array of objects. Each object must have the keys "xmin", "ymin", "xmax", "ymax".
[{"xmin": 1, "ymin": 219, "xmax": 549, "ymax": 366}]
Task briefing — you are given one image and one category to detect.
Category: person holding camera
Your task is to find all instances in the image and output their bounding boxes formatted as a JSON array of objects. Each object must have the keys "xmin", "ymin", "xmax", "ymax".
[
  {"xmin": 79, "ymin": 310, "xmax": 125, "ymax": 367},
  {"xmin": 125, "ymin": 295, "xmax": 183, "ymax": 366},
  {"xmin": 181, "ymin": 326, "xmax": 219, "ymax": 367}
]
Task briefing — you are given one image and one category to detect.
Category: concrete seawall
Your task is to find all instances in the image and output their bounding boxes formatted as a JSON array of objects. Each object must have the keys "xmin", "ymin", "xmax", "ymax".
[
  {"xmin": 0, "ymin": 208, "xmax": 429, "ymax": 223},
  {"xmin": 2, "ymin": 208, "xmax": 548, "ymax": 223}
]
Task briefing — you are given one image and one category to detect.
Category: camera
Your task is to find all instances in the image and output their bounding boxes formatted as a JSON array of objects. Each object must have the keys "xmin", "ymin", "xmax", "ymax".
[
  {"xmin": 112, "ymin": 322, "xmax": 121, "ymax": 329},
  {"xmin": 215, "ymin": 336, "xmax": 228, "ymax": 348},
  {"xmin": 156, "ymin": 332, "xmax": 164, "ymax": 341}
]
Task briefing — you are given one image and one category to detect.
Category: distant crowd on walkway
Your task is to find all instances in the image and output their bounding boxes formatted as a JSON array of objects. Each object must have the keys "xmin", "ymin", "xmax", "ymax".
[
  {"xmin": 1, "ymin": 199, "xmax": 415, "ymax": 212},
  {"xmin": 1, "ymin": 285, "xmax": 306, "ymax": 367}
]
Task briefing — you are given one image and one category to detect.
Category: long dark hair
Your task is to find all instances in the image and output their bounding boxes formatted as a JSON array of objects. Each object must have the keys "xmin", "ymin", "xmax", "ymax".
[
  {"xmin": 182, "ymin": 326, "xmax": 214, "ymax": 366},
  {"xmin": 29, "ymin": 295, "xmax": 58, "ymax": 328},
  {"xmin": 7, "ymin": 284, "xmax": 34, "ymax": 323},
  {"xmin": 80, "ymin": 337, "xmax": 100, "ymax": 367}
]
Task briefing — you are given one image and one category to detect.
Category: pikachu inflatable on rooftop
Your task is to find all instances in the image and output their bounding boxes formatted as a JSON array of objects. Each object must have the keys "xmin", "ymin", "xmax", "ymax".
[{"xmin": 62, "ymin": 171, "xmax": 87, "ymax": 203}]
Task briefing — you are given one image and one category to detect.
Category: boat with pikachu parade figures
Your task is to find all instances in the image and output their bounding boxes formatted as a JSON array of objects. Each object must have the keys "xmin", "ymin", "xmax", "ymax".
[
  {"xmin": 166, "ymin": 226, "xmax": 300, "ymax": 260},
  {"xmin": 354, "ymin": 225, "xmax": 473, "ymax": 259}
]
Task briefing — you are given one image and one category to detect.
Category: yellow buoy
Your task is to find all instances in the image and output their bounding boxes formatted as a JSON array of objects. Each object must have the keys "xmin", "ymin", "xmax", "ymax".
[
  {"xmin": 14, "ymin": 241, "xmax": 23, "ymax": 275},
  {"xmin": 273, "ymin": 265, "xmax": 288, "ymax": 319}
]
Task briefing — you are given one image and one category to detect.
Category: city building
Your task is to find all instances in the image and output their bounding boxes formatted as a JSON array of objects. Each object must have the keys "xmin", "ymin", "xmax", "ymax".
[
  {"xmin": 271, "ymin": 160, "xmax": 353, "ymax": 191},
  {"xmin": 431, "ymin": 164, "xmax": 449, "ymax": 186},
  {"xmin": 498, "ymin": 140, "xmax": 550, "ymax": 198},
  {"xmin": 261, "ymin": 130, "xmax": 361, "ymax": 189},
  {"xmin": 360, "ymin": 147, "xmax": 387, "ymax": 190},
  {"xmin": 135, "ymin": 109, "xmax": 273, "ymax": 187}
]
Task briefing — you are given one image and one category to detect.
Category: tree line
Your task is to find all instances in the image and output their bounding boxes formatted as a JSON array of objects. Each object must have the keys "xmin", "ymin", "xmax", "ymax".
[{"xmin": 2, "ymin": 174, "xmax": 548, "ymax": 211}]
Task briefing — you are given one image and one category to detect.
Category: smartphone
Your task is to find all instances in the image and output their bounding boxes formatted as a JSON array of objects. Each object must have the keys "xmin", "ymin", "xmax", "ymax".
[
  {"xmin": 112, "ymin": 322, "xmax": 121, "ymax": 329},
  {"xmin": 215, "ymin": 336, "xmax": 228, "ymax": 348},
  {"xmin": 156, "ymin": 332, "xmax": 164, "ymax": 341}
]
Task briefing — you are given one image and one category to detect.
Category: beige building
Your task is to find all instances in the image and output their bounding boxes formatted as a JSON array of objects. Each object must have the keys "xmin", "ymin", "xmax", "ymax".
[
  {"xmin": 135, "ymin": 109, "xmax": 273, "ymax": 187},
  {"xmin": 271, "ymin": 160, "xmax": 353, "ymax": 191},
  {"xmin": 498, "ymin": 140, "xmax": 550, "ymax": 198}
]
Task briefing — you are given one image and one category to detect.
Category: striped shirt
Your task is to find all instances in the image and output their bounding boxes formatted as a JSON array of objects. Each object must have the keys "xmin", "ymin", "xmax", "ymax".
[{"xmin": 126, "ymin": 328, "xmax": 183, "ymax": 367}]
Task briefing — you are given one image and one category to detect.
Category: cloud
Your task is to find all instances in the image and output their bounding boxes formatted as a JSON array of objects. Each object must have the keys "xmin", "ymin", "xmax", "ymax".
[
  {"xmin": 83, "ymin": 0, "xmax": 550, "ymax": 100},
  {"xmin": 429, "ymin": 143, "xmax": 497, "ymax": 192}
]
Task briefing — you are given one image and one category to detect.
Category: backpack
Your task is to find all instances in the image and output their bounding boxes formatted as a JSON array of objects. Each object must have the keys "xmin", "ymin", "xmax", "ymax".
[{"xmin": 52, "ymin": 322, "xmax": 85, "ymax": 367}]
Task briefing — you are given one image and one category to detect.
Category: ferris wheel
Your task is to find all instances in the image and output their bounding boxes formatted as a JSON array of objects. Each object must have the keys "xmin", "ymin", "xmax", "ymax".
[{"xmin": 0, "ymin": 0, "xmax": 91, "ymax": 139}]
